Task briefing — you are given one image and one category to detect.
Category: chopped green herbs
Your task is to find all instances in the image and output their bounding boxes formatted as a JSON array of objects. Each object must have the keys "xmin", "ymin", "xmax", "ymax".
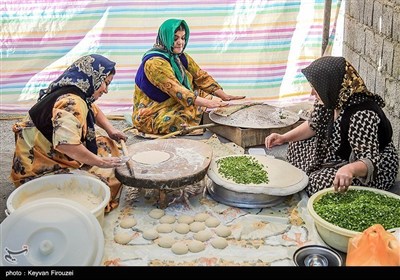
[
  {"xmin": 216, "ymin": 156, "xmax": 269, "ymax": 184},
  {"xmin": 314, "ymin": 190, "xmax": 400, "ymax": 232}
]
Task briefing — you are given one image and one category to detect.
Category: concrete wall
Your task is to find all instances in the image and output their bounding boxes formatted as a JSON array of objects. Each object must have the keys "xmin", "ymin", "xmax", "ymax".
[{"xmin": 343, "ymin": 0, "xmax": 400, "ymax": 160}]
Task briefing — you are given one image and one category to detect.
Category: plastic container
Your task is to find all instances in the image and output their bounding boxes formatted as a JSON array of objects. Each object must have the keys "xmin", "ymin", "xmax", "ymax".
[
  {"xmin": 1, "ymin": 198, "xmax": 104, "ymax": 266},
  {"xmin": 307, "ymin": 186, "xmax": 400, "ymax": 252},
  {"xmin": 6, "ymin": 174, "xmax": 110, "ymax": 227}
]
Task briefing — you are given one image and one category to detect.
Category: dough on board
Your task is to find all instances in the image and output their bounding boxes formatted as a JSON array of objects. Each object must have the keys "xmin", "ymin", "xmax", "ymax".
[
  {"xmin": 171, "ymin": 242, "xmax": 189, "ymax": 255},
  {"xmin": 131, "ymin": 151, "xmax": 170, "ymax": 165},
  {"xmin": 211, "ymin": 237, "xmax": 228, "ymax": 249},
  {"xmin": 114, "ymin": 232, "xmax": 132, "ymax": 245},
  {"xmin": 188, "ymin": 240, "xmax": 205, "ymax": 253},
  {"xmin": 120, "ymin": 217, "xmax": 137, "ymax": 229},
  {"xmin": 149, "ymin": 209, "xmax": 165, "ymax": 219},
  {"xmin": 142, "ymin": 229, "xmax": 159, "ymax": 240}
]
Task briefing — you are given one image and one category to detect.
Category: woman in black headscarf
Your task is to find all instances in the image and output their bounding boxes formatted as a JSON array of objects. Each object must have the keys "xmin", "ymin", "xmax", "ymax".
[
  {"xmin": 10, "ymin": 54, "xmax": 127, "ymax": 211},
  {"xmin": 265, "ymin": 56, "xmax": 398, "ymax": 196}
]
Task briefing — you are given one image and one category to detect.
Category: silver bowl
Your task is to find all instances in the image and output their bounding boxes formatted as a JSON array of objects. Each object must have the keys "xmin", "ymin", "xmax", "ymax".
[
  {"xmin": 207, "ymin": 182, "xmax": 287, "ymax": 208},
  {"xmin": 293, "ymin": 245, "xmax": 343, "ymax": 266}
]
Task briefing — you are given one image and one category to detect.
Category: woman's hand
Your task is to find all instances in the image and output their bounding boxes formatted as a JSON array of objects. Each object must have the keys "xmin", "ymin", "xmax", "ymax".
[
  {"xmin": 333, "ymin": 165, "xmax": 354, "ymax": 193},
  {"xmin": 206, "ymin": 98, "xmax": 228, "ymax": 108},
  {"xmin": 265, "ymin": 133, "xmax": 285, "ymax": 149},
  {"xmin": 107, "ymin": 128, "xmax": 127, "ymax": 142},
  {"xmin": 195, "ymin": 96, "xmax": 228, "ymax": 108},
  {"xmin": 97, "ymin": 156, "xmax": 125, "ymax": 168},
  {"xmin": 214, "ymin": 89, "xmax": 246, "ymax": 101}
]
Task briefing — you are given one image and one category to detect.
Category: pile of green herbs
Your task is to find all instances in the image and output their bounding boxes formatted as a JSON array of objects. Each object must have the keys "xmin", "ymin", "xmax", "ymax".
[
  {"xmin": 216, "ymin": 156, "xmax": 269, "ymax": 184},
  {"xmin": 314, "ymin": 189, "xmax": 400, "ymax": 232}
]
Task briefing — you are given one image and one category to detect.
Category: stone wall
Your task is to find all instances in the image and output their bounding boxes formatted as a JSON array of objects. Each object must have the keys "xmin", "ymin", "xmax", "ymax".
[{"xmin": 343, "ymin": 0, "xmax": 400, "ymax": 178}]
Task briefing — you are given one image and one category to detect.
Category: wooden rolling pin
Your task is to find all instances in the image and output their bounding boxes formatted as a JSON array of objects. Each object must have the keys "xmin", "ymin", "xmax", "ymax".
[
  {"xmin": 157, "ymin": 123, "xmax": 218, "ymax": 140},
  {"xmin": 120, "ymin": 139, "xmax": 135, "ymax": 177}
]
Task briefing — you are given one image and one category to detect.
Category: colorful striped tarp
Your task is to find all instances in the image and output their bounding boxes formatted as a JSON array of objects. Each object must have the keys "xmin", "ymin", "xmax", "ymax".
[{"xmin": 0, "ymin": 0, "xmax": 342, "ymax": 114}]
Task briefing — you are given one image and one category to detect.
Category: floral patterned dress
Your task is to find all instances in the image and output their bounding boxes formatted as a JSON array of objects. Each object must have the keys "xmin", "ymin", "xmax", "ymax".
[
  {"xmin": 132, "ymin": 53, "xmax": 222, "ymax": 134},
  {"xmin": 11, "ymin": 94, "xmax": 122, "ymax": 210}
]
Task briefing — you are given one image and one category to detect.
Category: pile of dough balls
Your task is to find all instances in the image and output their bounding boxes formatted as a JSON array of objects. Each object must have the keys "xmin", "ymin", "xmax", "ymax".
[{"xmin": 147, "ymin": 209, "xmax": 231, "ymax": 255}]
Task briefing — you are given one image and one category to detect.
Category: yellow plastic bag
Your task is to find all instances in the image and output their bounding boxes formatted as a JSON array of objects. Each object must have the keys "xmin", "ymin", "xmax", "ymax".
[{"xmin": 346, "ymin": 224, "xmax": 400, "ymax": 266}]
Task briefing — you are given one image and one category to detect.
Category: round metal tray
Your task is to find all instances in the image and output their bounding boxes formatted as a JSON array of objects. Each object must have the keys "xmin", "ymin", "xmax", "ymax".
[{"xmin": 206, "ymin": 182, "xmax": 287, "ymax": 208}]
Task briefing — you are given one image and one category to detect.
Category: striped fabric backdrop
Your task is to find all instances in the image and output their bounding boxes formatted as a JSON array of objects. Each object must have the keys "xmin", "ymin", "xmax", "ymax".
[{"xmin": 1, "ymin": 0, "xmax": 342, "ymax": 114}]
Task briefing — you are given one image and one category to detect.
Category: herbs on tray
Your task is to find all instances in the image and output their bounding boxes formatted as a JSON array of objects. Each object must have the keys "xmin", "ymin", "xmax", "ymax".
[{"xmin": 216, "ymin": 156, "xmax": 269, "ymax": 184}]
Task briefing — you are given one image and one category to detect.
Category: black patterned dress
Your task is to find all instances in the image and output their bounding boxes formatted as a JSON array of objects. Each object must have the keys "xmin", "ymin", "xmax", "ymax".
[{"xmin": 287, "ymin": 96, "xmax": 399, "ymax": 196}]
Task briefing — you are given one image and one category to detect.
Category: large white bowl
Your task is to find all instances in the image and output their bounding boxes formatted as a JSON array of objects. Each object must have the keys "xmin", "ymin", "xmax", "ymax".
[
  {"xmin": 6, "ymin": 174, "xmax": 110, "ymax": 227},
  {"xmin": 307, "ymin": 186, "xmax": 400, "ymax": 253}
]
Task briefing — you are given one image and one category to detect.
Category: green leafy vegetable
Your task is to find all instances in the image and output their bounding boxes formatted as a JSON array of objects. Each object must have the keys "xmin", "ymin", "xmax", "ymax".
[
  {"xmin": 314, "ymin": 190, "xmax": 400, "ymax": 232},
  {"xmin": 216, "ymin": 156, "xmax": 269, "ymax": 184}
]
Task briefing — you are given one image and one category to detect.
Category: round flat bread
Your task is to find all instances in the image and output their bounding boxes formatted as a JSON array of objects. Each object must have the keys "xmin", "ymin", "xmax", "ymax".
[
  {"xmin": 208, "ymin": 155, "xmax": 308, "ymax": 195},
  {"xmin": 131, "ymin": 151, "xmax": 170, "ymax": 165}
]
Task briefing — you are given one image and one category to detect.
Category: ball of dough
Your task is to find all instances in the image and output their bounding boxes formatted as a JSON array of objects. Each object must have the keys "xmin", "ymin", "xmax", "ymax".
[
  {"xmin": 194, "ymin": 212, "xmax": 210, "ymax": 222},
  {"xmin": 157, "ymin": 236, "xmax": 175, "ymax": 248},
  {"xmin": 120, "ymin": 217, "xmax": 137, "ymax": 229},
  {"xmin": 114, "ymin": 232, "xmax": 132, "ymax": 245},
  {"xmin": 177, "ymin": 215, "xmax": 194, "ymax": 224},
  {"xmin": 188, "ymin": 240, "xmax": 205, "ymax": 253},
  {"xmin": 215, "ymin": 225, "xmax": 232, "ymax": 237},
  {"xmin": 156, "ymin": 224, "xmax": 173, "ymax": 233},
  {"xmin": 211, "ymin": 237, "xmax": 228, "ymax": 249},
  {"xmin": 171, "ymin": 242, "xmax": 189, "ymax": 255},
  {"xmin": 190, "ymin": 222, "xmax": 206, "ymax": 233},
  {"xmin": 174, "ymin": 223, "xmax": 190, "ymax": 234},
  {"xmin": 149, "ymin": 209, "xmax": 165, "ymax": 219},
  {"xmin": 194, "ymin": 229, "xmax": 212, "ymax": 242},
  {"xmin": 142, "ymin": 229, "xmax": 159, "ymax": 240},
  {"xmin": 159, "ymin": 215, "xmax": 176, "ymax": 224},
  {"xmin": 205, "ymin": 217, "xmax": 220, "ymax": 228}
]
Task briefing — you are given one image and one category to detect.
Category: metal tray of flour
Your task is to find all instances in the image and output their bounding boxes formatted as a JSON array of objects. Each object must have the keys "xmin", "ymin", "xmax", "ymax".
[{"xmin": 209, "ymin": 104, "xmax": 300, "ymax": 129}]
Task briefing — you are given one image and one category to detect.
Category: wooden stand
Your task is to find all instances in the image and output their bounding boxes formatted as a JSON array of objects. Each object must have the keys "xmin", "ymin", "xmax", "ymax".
[
  {"xmin": 115, "ymin": 139, "xmax": 212, "ymax": 209},
  {"xmin": 203, "ymin": 112, "xmax": 303, "ymax": 148}
]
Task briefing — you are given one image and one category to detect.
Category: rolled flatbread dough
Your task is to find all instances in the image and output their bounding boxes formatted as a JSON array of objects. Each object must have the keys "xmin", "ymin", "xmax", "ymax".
[{"xmin": 131, "ymin": 151, "xmax": 170, "ymax": 165}]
